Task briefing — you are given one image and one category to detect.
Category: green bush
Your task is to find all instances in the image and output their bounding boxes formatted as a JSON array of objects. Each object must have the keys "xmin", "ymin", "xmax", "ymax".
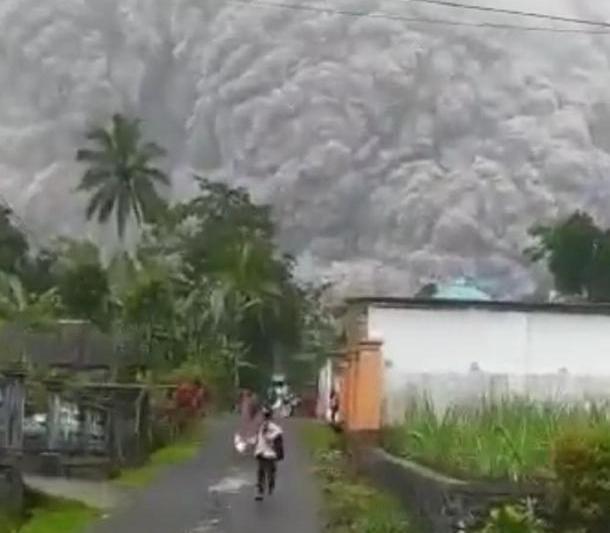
[
  {"xmin": 553, "ymin": 425, "xmax": 610, "ymax": 532},
  {"xmin": 477, "ymin": 502, "xmax": 547, "ymax": 533}
]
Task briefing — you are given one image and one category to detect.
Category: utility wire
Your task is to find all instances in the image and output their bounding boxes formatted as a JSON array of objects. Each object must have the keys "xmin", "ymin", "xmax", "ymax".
[
  {"xmin": 404, "ymin": 0, "xmax": 610, "ymax": 29},
  {"xmin": 229, "ymin": 0, "xmax": 610, "ymax": 34}
]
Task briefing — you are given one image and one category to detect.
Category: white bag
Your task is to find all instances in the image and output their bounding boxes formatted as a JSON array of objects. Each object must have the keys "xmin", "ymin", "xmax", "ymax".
[
  {"xmin": 234, "ymin": 433, "xmax": 256, "ymax": 454},
  {"xmin": 234, "ymin": 433, "xmax": 247, "ymax": 454}
]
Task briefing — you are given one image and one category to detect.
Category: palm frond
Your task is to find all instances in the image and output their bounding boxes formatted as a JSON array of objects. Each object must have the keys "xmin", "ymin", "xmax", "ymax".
[
  {"xmin": 77, "ymin": 113, "xmax": 168, "ymax": 239},
  {"xmin": 76, "ymin": 148, "xmax": 112, "ymax": 165},
  {"xmin": 85, "ymin": 186, "xmax": 113, "ymax": 221},
  {"xmin": 98, "ymin": 189, "xmax": 117, "ymax": 224},
  {"xmin": 77, "ymin": 168, "xmax": 112, "ymax": 191},
  {"xmin": 142, "ymin": 167, "xmax": 170, "ymax": 186},
  {"xmin": 139, "ymin": 141, "xmax": 166, "ymax": 161},
  {"xmin": 117, "ymin": 189, "xmax": 131, "ymax": 239},
  {"xmin": 85, "ymin": 127, "xmax": 114, "ymax": 151}
]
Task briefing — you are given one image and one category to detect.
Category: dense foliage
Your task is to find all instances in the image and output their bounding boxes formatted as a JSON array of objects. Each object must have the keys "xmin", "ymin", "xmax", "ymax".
[
  {"xmin": 0, "ymin": 113, "xmax": 336, "ymax": 395},
  {"xmin": 553, "ymin": 426, "xmax": 610, "ymax": 532},
  {"xmin": 526, "ymin": 211, "xmax": 610, "ymax": 302}
]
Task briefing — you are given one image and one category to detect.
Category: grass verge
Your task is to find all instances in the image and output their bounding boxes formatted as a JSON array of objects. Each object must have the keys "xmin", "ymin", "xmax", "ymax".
[
  {"xmin": 0, "ymin": 491, "xmax": 99, "ymax": 533},
  {"xmin": 115, "ymin": 424, "xmax": 205, "ymax": 488},
  {"xmin": 302, "ymin": 421, "xmax": 414, "ymax": 533}
]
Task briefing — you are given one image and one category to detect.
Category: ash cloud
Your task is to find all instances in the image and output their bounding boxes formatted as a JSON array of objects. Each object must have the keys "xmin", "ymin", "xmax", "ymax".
[{"xmin": 2, "ymin": 0, "xmax": 610, "ymax": 297}]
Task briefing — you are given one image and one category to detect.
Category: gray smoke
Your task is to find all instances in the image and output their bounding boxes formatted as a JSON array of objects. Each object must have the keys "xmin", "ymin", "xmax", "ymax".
[{"xmin": 2, "ymin": 0, "xmax": 610, "ymax": 298}]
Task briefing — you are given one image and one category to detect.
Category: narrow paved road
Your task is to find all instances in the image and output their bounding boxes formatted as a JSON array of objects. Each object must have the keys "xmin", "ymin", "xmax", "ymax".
[{"xmin": 90, "ymin": 417, "xmax": 321, "ymax": 533}]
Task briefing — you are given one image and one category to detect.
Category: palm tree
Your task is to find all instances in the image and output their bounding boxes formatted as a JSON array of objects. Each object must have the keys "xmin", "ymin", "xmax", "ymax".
[{"xmin": 76, "ymin": 114, "xmax": 169, "ymax": 239}]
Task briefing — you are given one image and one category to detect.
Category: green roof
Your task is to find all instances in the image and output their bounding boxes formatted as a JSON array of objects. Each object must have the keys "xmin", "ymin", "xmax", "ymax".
[{"xmin": 434, "ymin": 278, "xmax": 492, "ymax": 301}]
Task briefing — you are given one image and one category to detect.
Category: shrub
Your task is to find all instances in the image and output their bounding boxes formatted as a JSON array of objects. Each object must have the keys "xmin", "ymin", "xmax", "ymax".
[
  {"xmin": 0, "ymin": 511, "xmax": 20, "ymax": 533},
  {"xmin": 553, "ymin": 425, "xmax": 610, "ymax": 532},
  {"xmin": 477, "ymin": 501, "xmax": 547, "ymax": 533}
]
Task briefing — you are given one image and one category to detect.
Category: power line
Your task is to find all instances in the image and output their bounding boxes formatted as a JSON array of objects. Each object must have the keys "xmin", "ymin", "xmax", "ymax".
[
  {"xmin": 404, "ymin": 0, "xmax": 610, "ymax": 29},
  {"xmin": 229, "ymin": 0, "xmax": 610, "ymax": 34}
]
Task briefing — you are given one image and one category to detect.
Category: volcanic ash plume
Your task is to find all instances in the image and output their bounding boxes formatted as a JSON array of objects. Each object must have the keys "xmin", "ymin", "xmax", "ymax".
[{"xmin": 2, "ymin": 0, "xmax": 610, "ymax": 297}]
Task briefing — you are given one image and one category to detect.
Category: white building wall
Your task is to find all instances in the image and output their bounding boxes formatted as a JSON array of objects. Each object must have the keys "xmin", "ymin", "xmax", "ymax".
[
  {"xmin": 316, "ymin": 358, "xmax": 333, "ymax": 421},
  {"xmin": 368, "ymin": 306, "xmax": 610, "ymax": 424}
]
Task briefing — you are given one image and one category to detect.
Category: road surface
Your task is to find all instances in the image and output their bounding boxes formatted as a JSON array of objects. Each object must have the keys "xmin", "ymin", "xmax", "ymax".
[{"xmin": 89, "ymin": 417, "xmax": 321, "ymax": 533}]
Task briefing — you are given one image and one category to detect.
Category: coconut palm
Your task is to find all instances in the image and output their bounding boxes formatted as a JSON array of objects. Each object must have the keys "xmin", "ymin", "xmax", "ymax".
[{"xmin": 76, "ymin": 114, "xmax": 169, "ymax": 239}]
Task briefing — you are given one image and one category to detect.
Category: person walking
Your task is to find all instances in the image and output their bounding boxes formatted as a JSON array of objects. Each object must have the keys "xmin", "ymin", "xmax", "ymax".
[{"xmin": 254, "ymin": 406, "xmax": 284, "ymax": 501}]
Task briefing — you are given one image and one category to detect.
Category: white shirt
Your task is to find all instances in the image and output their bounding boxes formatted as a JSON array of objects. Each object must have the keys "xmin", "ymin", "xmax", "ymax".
[{"xmin": 254, "ymin": 421, "xmax": 282, "ymax": 459}]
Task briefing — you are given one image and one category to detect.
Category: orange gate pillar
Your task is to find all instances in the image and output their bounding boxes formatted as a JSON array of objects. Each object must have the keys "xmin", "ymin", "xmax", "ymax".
[{"xmin": 347, "ymin": 339, "xmax": 383, "ymax": 434}]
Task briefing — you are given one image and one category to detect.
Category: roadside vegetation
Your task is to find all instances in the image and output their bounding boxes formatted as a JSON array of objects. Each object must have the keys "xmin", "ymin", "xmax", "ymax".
[
  {"xmin": 383, "ymin": 397, "xmax": 610, "ymax": 532},
  {"xmin": 302, "ymin": 422, "xmax": 414, "ymax": 533},
  {"xmin": 0, "ymin": 114, "xmax": 338, "ymax": 528},
  {"xmin": 382, "ymin": 397, "xmax": 610, "ymax": 481},
  {"xmin": 0, "ymin": 491, "xmax": 99, "ymax": 533}
]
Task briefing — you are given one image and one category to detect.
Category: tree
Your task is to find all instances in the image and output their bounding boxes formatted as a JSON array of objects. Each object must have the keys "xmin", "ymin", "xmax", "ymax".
[
  {"xmin": 0, "ymin": 273, "xmax": 59, "ymax": 328},
  {"xmin": 526, "ymin": 211, "xmax": 610, "ymax": 302},
  {"xmin": 122, "ymin": 273, "xmax": 175, "ymax": 364},
  {"xmin": 58, "ymin": 262, "xmax": 111, "ymax": 327},
  {"xmin": 0, "ymin": 204, "xmax": 29, "ymax": 274},
  {"xmin": 76, "ymin": 114, "xmax": 169, "ymax": 239},
  {"xmin": 134, "ymin": 176, "xmax": 306, "ymax": 389},
  {"xmin": 588, "ymin": 231, "xmax": 610, "ymax": 302},
  {"xmin": 19, "ymin": 247, "xmax": 58, "ymax": 296},
  {"xmin": 0, "ymin": 272, "xmax": 60, "ymax": 364}
]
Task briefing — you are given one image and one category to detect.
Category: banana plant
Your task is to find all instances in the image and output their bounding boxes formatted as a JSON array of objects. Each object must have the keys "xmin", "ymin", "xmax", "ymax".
[{"xmin": 0, "ymin": 271, "xmax": 61, "ymax": 364}]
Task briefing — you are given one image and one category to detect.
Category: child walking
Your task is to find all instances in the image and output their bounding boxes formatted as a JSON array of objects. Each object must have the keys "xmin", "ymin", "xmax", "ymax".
[{"xmin": 254, "ymin": 406, "xmax": 284, "ymax": 501}]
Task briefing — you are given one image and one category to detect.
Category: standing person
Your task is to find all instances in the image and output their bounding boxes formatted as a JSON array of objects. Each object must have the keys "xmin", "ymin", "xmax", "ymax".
[
  {"xmin": 329, "ymin": 389, "xmax": 340, "ymax": 425},
  {"xmin": 254, "ymin": 406, "xmax": 284, "ymax": 501}
]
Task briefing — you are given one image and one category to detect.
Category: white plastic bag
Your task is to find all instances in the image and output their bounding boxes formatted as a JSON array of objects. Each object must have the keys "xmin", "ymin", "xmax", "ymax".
[
  {"xmin": 234, "ymin": 433, "xmax": 256, "ymax": 454},
  {"xmin": 234, "ymin": 433, "xmax": 247, "ymax": 454}
]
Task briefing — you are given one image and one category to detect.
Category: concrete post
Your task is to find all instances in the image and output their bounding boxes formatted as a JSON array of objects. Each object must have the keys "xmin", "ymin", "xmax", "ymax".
[
  {"xmin": 44, "ymin": 379, "xmax": 64, "ymax": 451},
  {"xmin": 1, "ymin": 369, "xmax": 26, "ymax": 451},
  {"xmin": 345, "ymin": 349, "xmax": 359, "ymax": 431}
]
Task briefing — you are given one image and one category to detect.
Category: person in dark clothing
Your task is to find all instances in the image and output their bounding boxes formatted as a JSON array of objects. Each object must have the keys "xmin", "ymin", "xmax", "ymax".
[
  {"xmin": 254, "ymin": 406, "xmax": 284, "ymax": 501},
  {"xmin": 329, "ymin": 389, "xmax": 339, "ymax": 425}
]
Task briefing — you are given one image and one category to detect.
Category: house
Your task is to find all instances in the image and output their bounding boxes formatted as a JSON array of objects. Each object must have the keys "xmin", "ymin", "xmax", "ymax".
[{"xmin": 323, "ymin": 288, "xmax": 610, "ymax": 430}]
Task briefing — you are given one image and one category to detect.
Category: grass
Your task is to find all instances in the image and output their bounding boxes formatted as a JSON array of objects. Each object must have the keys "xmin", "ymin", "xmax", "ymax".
[
  {"xmin": 114, "ymin": 424, "xmax": 205, "ymax": 488},
  {"xmin": 0, "ymin": 491, "xmax": 99, "ymax": 533},
  {"xmin": 302, "ymin": 421, "xmax": 414, "ymax": 533},
  {"xmin": 382, "ymin": 397, "xmax": 610, "ymax": 481}
]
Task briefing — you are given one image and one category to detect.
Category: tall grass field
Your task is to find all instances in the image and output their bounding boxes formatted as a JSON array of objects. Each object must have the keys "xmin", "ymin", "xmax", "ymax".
[{"xmin": 382, "ymin": 397, "xmax": 610, "ymax": 481}]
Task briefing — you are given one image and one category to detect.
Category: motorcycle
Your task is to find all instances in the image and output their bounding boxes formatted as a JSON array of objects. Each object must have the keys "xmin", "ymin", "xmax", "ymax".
[{"xmin": 272, "ymin": 393, "xmax": 300, "ymax": 418}]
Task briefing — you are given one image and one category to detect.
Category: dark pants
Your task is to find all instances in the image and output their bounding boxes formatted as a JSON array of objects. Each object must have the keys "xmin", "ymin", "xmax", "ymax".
[{"xmin": 256, "ymin": 457, "xmax": 277, "ymax": 494}]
